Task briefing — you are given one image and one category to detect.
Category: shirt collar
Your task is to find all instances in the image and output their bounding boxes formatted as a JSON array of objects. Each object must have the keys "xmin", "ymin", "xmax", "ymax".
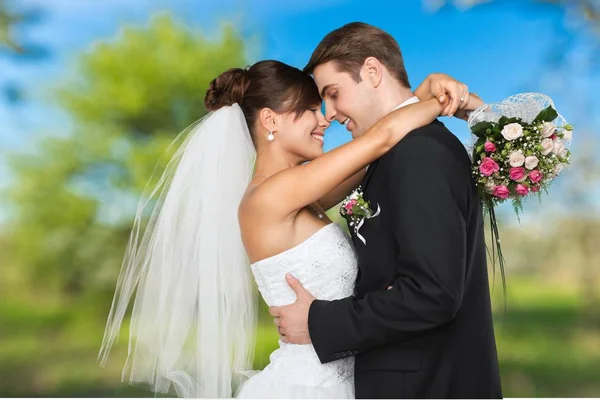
[{"xmin": 391, "ymin": 95, "xmax": 420, "ymax": 112}]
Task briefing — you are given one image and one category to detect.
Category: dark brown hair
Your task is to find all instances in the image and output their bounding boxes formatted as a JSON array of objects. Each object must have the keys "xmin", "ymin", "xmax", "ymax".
[
  {"xmin": 204, "ymin": 60, "xmax": 321, "ymax": 138},
  {"xmin": 304, "ymin": 22, "xmax": 410, "ymax": 88}
]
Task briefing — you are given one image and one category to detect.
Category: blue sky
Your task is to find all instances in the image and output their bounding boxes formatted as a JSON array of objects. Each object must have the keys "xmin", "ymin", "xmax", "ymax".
[{"xmin": 1, "ymin": 0, "xmax": 598, "ymax": 196}]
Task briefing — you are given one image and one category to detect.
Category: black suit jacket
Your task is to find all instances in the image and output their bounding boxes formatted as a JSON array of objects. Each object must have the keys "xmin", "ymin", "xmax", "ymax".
[{"xmin": 308, "ymin": 121, "xmax": 502, "ymax": 398}]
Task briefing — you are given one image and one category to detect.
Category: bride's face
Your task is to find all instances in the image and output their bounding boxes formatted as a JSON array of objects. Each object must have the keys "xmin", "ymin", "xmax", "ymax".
[{"xmin": 277, "ymin": 105, "xmax": 330, "ymax": 162}]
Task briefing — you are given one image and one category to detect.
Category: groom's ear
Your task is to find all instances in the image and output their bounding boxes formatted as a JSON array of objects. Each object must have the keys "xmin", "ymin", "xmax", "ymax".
[{"xmin": 362, "ymin": 57, "xmax": 383, "ymax": 88}]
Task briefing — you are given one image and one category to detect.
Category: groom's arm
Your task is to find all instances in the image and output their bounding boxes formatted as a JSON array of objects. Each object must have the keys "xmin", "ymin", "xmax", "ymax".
[{"xmin": 308, "ymin": 132, "xmax": 469, "ymax": 364}]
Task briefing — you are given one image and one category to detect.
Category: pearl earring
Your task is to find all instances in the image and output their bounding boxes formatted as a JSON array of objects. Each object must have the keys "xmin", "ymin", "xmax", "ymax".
[{"xmin": 267, "ymin": 131, "xmax": 275, "ymax": 141}]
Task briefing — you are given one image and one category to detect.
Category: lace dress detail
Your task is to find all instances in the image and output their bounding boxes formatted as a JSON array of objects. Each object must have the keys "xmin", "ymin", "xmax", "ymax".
[{"xmin": 236, "ymin": 223, "xmax": 358, "ymax": 399}]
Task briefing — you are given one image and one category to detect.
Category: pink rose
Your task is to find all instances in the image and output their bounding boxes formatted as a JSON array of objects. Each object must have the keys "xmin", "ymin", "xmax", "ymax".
[
  {"xmin": 529, "ymin": 170, "xmax": 543, "ymax": 183},
  {"xmin": 492, "ymin": 185, "xmax": 510, "ymax": 199},
  {"xmin": 531, "ymin": 185, "xmax": 540, "ymax": 193},
  {"xmin": 479, "ymin": 157, "xmax": 500, "ymax": 177},
  {"xmin": 344, "ymin": 199, "xmax": 357, "ymax": 214},
  {"xmin": 484, "ymin": 141, "xmax": 496, "ymax": 152},
  {"xmin": 509, "ymin": 167, "xmax": 527, "ymax": 182},
  {"xmin": 515, "ymin": 184, "xmax": 530, "ymax": 196}
]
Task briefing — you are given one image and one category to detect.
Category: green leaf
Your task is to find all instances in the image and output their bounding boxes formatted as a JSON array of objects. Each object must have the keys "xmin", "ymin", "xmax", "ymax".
[
  {"xmin": 534, "ymin": 106, "xmax": 558, "ymax": 123},
  {"xmin": 512, "ymin": 198, "xmax": 524, "ymax": 223},
  {"xmin": 470, "ymin": 122, "xmax": 493, "ymax": 138},
  {"xmin": 498, "ymin": 116, "xmax": 521, "ymax": 128}
]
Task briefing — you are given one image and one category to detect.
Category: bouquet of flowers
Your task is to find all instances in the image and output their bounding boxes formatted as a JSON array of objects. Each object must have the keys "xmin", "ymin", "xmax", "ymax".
[
  {"xmin": 467, "ymin": 93, "xmax": 573, "ymax": 298},
  {"xmin": 469, "ymin": 93, "xmax": 572, "ymax": 215}
]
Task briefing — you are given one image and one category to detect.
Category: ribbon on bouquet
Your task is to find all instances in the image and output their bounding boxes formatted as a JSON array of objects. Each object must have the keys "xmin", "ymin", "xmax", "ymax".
[{"xmin": 353, "ymin": 203, "xmax": 381, "ymax": 245}]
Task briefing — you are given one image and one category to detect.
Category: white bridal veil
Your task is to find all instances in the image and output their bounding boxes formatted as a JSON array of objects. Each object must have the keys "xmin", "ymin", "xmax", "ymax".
[{"xmin": 98, "ymin": 104, "xmax": 258, "ymax": 398}]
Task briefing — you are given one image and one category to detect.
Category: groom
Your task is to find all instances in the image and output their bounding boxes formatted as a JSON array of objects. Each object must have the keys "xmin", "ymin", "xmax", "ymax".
[{"xmin": 270, "ymin": 22, "xmax": 502, "ymax": 398}]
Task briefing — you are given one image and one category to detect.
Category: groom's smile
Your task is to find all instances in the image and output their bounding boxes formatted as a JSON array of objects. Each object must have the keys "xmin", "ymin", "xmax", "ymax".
[{"xmin": 342, "ymin": 117, "xmax": 351, "ymax": 130}]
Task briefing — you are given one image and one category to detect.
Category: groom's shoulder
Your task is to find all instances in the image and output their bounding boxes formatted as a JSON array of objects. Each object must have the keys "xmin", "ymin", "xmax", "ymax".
[{"xmin": 389, "ymin": 120, "xmax": 471, "ymax": 166}]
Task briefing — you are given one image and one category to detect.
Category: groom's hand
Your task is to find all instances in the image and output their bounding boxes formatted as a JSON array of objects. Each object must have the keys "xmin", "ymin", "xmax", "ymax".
[{"xmin": 269, "ymin": 273, "xmax": 315, "ymax": 345}]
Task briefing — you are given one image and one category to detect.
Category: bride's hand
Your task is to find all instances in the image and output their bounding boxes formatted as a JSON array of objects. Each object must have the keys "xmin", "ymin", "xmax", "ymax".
[
  {"xmin": 454, "ymin": 92, "xmax": 485, "ymax": 121},
  {"xmin": 414, "ymin": 73, "xmax": 470, "ymax": 117}
]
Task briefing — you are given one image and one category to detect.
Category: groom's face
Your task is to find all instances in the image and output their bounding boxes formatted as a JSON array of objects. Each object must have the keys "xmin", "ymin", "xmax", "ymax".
[{"xmin": 313, "ymin": 61, "xmax": 379, "ymax": 139}]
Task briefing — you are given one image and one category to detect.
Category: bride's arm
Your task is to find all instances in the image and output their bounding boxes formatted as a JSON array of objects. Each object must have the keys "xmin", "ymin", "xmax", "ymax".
[
  {"xmin": 250, "ymin": 98, "xmax": 445, "ymax": 219},
  {"xmin": 317, "ymin": 169, "xmax": 366, "ymax": 212}
]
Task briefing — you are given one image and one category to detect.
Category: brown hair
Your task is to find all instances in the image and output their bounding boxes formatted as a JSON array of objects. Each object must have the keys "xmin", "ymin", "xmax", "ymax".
[
  {"xmin": 304, "ymin": 22, "xmax": 410, "ymax": 88},
  {"xmin": 204, "ymin": 60, "xmax": 321, "ymax": 138}
]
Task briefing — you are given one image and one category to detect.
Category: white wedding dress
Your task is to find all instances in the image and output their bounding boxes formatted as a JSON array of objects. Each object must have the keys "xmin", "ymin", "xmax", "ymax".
[{"xmin": 236, "ymin": 222, "xmax": 358, "ymax": 399}]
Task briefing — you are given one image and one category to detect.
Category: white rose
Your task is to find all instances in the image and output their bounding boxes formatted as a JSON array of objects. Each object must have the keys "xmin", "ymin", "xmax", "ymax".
[
  {"xmin": 501, "ymin": 123, "xmax": 524, "ymax": 141},
  {"xmin": 525, "ymin": 155, "xmax": 539, "ymax": 170},
  {"xmin": 485, "ymin": 180, "xmax": 496, "ymax": 193},
  {"xmin": 562, "ymin": 128, "xmax": 572, "ymax": 143},
  {"xmin": 554, "ymin": 163, "xmax": 564, "ymax": 176},
  {"xmin": 508, "ymin": 151, "xmax": 525, "ymax": 167},
  {"xmin": 541, "ymin": 122, "xmax": 556, "ymax": 138},
  {"xmin": 552, "ymin": 139, "xmax": 565, "ymax": 155},
  {"xmin": 540, "ymin": 138, "xmax": 554, "ymax": 155}
]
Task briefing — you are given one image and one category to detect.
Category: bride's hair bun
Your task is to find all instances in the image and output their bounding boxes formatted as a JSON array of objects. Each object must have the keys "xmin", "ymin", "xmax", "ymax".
[{"xmin": 204, "ymin": 67, "xmax": 250, "ymax": 111}]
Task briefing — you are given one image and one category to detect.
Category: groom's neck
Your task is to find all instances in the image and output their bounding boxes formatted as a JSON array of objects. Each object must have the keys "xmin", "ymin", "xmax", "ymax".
[{"xmin": 378, "ymin": 83, "xmax": 415, "ymax": 116}]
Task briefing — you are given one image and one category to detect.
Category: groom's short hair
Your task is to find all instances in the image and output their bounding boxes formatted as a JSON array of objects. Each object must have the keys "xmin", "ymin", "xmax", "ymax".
[{"xmin": 304, "ymin": 22, "xmax": 410, "ymax": 88}]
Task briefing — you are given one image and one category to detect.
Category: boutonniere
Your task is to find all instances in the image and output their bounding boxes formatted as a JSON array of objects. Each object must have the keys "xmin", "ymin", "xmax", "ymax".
[{"xmin": 339, "ymin": 185, "xmax": 380, "ymax": 245}]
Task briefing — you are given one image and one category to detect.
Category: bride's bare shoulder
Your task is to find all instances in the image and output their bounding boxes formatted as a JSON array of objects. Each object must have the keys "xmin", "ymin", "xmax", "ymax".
[{"xmin": 238, "ymin": 183, "xmax": 274, "ymax": 228}]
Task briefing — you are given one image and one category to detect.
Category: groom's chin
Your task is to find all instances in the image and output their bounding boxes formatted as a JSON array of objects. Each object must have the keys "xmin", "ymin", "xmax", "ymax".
[{"xmin": 349, "ymin": 124, "xmax": 367, "ymax": 139}]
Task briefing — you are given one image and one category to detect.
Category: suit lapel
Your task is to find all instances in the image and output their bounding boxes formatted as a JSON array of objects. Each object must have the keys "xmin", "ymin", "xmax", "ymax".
[{"xmin": 360, "ymin": 159, "xmax": 380, "ymax": 192}]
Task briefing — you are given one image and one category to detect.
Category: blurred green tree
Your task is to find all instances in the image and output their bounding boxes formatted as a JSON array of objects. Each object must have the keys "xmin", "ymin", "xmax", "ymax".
[{"xmin": 2, "ymin": 14, "xmax": 248, "ymax": 303}]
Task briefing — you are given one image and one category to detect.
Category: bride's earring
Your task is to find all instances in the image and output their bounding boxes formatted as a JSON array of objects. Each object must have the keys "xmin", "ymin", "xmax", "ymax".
[{"xmin": 267, "ymin": 131, "xmax": 275, "ymax": 142}]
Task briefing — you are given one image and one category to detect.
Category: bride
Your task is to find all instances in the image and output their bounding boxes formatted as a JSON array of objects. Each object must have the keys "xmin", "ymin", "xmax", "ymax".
[{"xmin": 98, "ymin": 59, "xmax": 480, "ymax": 398}]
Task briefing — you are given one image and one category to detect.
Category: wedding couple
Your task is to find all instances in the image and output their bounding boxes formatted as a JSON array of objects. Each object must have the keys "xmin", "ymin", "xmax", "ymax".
[{"xmin": 99, "ymin": 22, "xmax": 502, "ymax": 399}]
